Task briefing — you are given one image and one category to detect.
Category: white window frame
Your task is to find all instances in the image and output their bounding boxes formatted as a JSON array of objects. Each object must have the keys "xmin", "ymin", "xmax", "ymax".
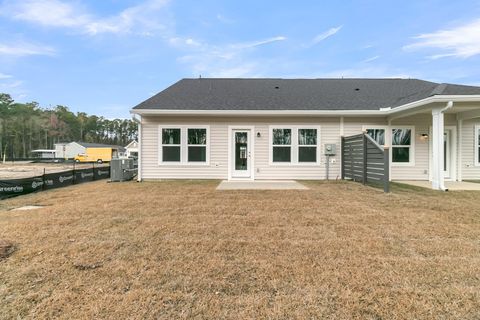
[
  {"xmin": 158, "ymin": 125, "xmax": 210, "ymax": 165},
  {"xmin": 391, "ymin": 126, "xmax": 415, "ymax": 167},
  {"xmin": 475, "ymin": 124, "xmax": 480, "ymax": 166},
  {"xmin": 269, "ymin": 125, "xmax": 321, "ymax": 166},
  {"xmin": 362, "ymin": 125, "xmax": 388, "ymax": 146},
  {"xmin": 159, "ymin": 125, "xmax": 182, "ymax": 164},
  {"xmin": 362, "ymin": 125, "xmax": 415, "ymax": 167},
  {"xmin": 187, "ymin": 127, "xmax": 209, "ymax": 164}
]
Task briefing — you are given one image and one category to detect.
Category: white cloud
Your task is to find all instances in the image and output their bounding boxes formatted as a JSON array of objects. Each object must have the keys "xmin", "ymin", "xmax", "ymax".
[
  {"xmin": 362, "ymin": 55, "xmax": 380, "ymax": 63},
  {"xmin": 233, "ymin": 36, "xmax": 287, "ymax": 49},
  {"xmin": 310, "ymin": 26, "xmax": 343, "ymax": 46},
  {"xmin": 0, "ymin": 73, "xmax": 12, "ymax": 79},
  {"xmin": 1, "ymin": 0, "xmax": 170, "ymax": 36},
  {"xmin": 0, "ymin": 42, "xmax": 56, "ymax": 56},
  {"xmin": 318, "ymin": 66, "xmax": 414, "ymax": 79},
  {"xmin": 176, "ymin": 36, "xmax": 287, "ymax": 77},
  {"xmin": 404, "ymin": 19, "xmax": 480, "ymax": 59}
]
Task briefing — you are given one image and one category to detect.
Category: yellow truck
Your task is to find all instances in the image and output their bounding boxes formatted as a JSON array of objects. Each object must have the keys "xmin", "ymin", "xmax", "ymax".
[{"xmin": 74, "ymin": 148, "xmax": 113, "ymax": 163}]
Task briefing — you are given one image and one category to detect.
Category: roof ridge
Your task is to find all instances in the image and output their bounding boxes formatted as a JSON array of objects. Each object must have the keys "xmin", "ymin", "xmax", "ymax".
[{"xmin": 182, "ymin": 77, "xmax": 428, "ymax": 81}]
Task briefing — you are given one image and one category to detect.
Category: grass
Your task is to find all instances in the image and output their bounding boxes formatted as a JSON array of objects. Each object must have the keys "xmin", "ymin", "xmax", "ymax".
[{"xmin": 0, "ymin": 180, "xmax": 479, "ymax": 319}]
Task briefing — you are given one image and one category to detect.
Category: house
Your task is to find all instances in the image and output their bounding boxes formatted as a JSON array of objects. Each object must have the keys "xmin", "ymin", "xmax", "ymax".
[
  {"xmin": 54, "ymin": 142, "xmax": 126, "ymax": 159},
  {"xmin": 125, "ymin": 141, "xmax": 138, "ymax": 158},
  {"xmin": 130, "ymin": 78, "xmax": 480, "ymax": 190}
]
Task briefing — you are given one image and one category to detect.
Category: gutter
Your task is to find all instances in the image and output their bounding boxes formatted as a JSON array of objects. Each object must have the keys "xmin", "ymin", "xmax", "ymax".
[
  {"xmin": 129, "ymin": 95, "xmax": 480, "ymax": 117},
  {"xmin": 131, "ymin": 114, "xmax": 142, "ymax": 182}
]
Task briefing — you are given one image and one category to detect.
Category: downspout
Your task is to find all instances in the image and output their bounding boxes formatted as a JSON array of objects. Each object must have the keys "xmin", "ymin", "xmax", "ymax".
[
  {"xmin": 435, "ymin": 101, "xmax": 453, "ymax": 191},
  {"xmin": 131, "ymin": 114, "xmax": 142, "ymax": 182}
]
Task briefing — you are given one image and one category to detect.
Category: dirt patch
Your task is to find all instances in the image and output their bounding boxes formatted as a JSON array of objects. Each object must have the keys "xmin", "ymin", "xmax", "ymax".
[
  {"xmin": 0, "ymin": 240, "xmax": 15, "ymax": 260},
  {"xmin": 11, "ymin": 205, "xmax": 44, "ymax": 211}
]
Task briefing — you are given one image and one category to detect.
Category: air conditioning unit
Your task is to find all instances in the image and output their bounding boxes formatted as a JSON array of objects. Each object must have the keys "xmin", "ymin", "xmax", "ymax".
[{"xmin": 110, "ymin": 158, "xmax": 137, "ymax": 182}]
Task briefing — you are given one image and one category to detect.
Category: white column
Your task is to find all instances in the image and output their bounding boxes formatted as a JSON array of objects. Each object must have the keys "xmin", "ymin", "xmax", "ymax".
[{"xmin": 431, "ymin": 108, "xmax": 445, "ymax": 190}]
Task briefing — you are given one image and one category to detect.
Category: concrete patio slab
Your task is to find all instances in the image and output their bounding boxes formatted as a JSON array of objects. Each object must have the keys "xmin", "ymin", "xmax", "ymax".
[
  {"xmin": 396, "ymin": 180, "xmax": 480, "ymax": 191},
  {"xmin": 217, "ymin": 180, "xmax": 309, "ymax": 190}
]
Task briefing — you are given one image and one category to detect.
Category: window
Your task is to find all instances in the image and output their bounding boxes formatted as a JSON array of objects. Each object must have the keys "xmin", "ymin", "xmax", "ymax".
[
  {"xmin": 391, "ymin": 128, "xmax": 412, "ymax": 163},
  {"xmin": 363, "ymin": 126, "xmax": 414, "ymax": 165},
  {"xmin": 366, "ymin": 128, "xmax": 385, "ymax": 145},
  {"xmin": 298, "ymin": 129, "xmax": 317, "ymax": 162},
  {"xmin": 188, "ymin": 128, "xmax": 207, "ymax": 162},
  {"xmin": 159, "ymin": 126, "xmax": 209, "ymax": 165},
  {"xmin": 161, "ymin": 128, "xmax": 181, "ymax": 162},
  {"xmin": 270, "ymin": 126, "xmax": 320, "ymax": 164},
  {"xmin": 272, "ymin": 129, "xmax": 291, "ymax": 162}
]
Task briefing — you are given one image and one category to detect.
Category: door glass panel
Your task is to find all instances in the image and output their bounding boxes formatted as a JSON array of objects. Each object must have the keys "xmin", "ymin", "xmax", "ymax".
[
  {"xmin": 235, "ymin": 132, "xmax": 248, "ymax": 171},
  {"xmin": 444, "ymin": 132, "xmax": 447, "ymax": 172}
]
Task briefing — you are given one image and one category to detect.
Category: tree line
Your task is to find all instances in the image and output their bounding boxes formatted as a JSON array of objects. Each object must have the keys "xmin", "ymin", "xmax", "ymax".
[{"xmin": 0, "ymin": 93, "xmax": 138, "ymax": 159}]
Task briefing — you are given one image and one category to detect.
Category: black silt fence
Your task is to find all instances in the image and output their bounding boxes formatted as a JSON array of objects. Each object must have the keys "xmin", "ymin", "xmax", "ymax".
[
  {"xmin": 43, "ymin": 171, "xmax": 75, "ymax": 190},
  {"xmin": 0, "ymin": 176, "xmax": 44, "ymax": 199},
  {"xmin": 0, "ymin": 165, "xmax": 110, "ymax": 200}
]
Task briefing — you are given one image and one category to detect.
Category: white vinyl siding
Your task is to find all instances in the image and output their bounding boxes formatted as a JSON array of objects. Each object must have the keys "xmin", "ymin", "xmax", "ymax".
[
  {"xmin": 141, "ymin": 116, "xmax": 342, "ymax": 180},
  {"xmin": 460, "ymin": 120, "xmax": 480, "ymax": 180},
  {"xmin": 139, "ymin": 114, "xmax": 470, "ymax": 181}
]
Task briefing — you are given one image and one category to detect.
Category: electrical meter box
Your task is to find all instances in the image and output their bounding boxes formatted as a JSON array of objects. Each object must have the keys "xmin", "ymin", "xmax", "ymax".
[{"xmin": 324, "ymin": 144, "xmax": 336, "ymax": 156}]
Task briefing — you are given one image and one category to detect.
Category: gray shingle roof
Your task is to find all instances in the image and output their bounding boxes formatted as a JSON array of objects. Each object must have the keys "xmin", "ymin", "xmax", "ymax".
[{"xmin": 132, "ymin": 78, "xmax": 480, "ymax": 111}]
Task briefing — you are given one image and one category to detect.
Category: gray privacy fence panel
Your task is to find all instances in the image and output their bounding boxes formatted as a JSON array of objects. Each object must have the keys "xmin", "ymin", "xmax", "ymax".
[
  {"xmin": 341, "ymin": 134, "xmax": 390, "ymax": 192},
  {"xmin": 0, "ymin": 166, "xmax": 110, "ymax": 200}
]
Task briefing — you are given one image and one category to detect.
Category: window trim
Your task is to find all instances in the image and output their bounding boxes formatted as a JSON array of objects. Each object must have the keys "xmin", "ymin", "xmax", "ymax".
[
  {"xmin": 159, "ymin": 126, "xmax": 182, "ymax": 164},
  {"xmin": 362, "ymin": 126, "xmax": 388, "ymax": 146},
  {"xmin": 362, "ymin": 125, "xmax": 415, "ymax": 167},
  {"xmin": 391, "ymin": 126, "xmax": 415, "ymax": 167},
  {"xmin": 158, "ymin": 125, "xmax": 210, "ymax": 166},
  {"xmin": 269, "ymin": 125, "xmax": 321, "ymax": 166},
  {"xmin": 187, "ymin": 128, "xmax": 209, "ymax": 164}
]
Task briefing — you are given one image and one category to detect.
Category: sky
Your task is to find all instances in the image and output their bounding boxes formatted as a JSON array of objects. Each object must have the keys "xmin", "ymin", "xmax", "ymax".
[{"xmin": 1, "ymin": 0, "xmax": 480, "ymax": 118}]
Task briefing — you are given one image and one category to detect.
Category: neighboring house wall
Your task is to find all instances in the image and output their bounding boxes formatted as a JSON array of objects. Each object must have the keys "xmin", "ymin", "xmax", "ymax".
[
  {"xmin": 126, "ymin": 141, "xmax": 138, "ymax": 157},
  {"xmin": 64, "ymin": 142, "xmax": 86, "ymax": 159}
]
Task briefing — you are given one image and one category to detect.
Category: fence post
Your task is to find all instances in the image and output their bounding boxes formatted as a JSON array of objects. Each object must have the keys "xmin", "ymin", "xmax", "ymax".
[
  {"xmin": 341, "ymin": 136, "xmax": 345, "ymax": 180},
  {"xmin": 73, "ymin": 161, "xmax": 76, "ymax": 185},
  {"xmin": 42, "ymin": 168, "xmax": 46, "ymax": 190},
  {"xmin": 362, "ymin": 134, "xmax": 367, "ymax": 185},
  {"xmin": 384, "ymin": 147, "xmax": 390, "ymax": 193}
]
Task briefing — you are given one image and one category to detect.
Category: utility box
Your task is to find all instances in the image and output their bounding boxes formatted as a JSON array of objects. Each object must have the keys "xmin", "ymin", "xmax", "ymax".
[
  {"xmin": 324, "ymin": 144, "xmax": 337, "ymax": 156},
  {"xmin": 110, "ymin": 158, "xmax": 137, "ymax": 182}
]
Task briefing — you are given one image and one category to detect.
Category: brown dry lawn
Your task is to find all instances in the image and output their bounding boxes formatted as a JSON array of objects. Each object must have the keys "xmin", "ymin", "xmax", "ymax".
[{"xmin": 0, "ymin": 180, "xmax": 479, "ymax": 319}]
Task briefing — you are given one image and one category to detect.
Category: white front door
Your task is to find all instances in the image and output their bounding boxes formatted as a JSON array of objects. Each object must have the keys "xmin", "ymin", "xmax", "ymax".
[
  {"xmin": 231, "ymin": 129, "xmax": 252, "ymax": 178},
  {"xmin": 429, "ymin": 126, "xmax": 457, "ymax": 182}
]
